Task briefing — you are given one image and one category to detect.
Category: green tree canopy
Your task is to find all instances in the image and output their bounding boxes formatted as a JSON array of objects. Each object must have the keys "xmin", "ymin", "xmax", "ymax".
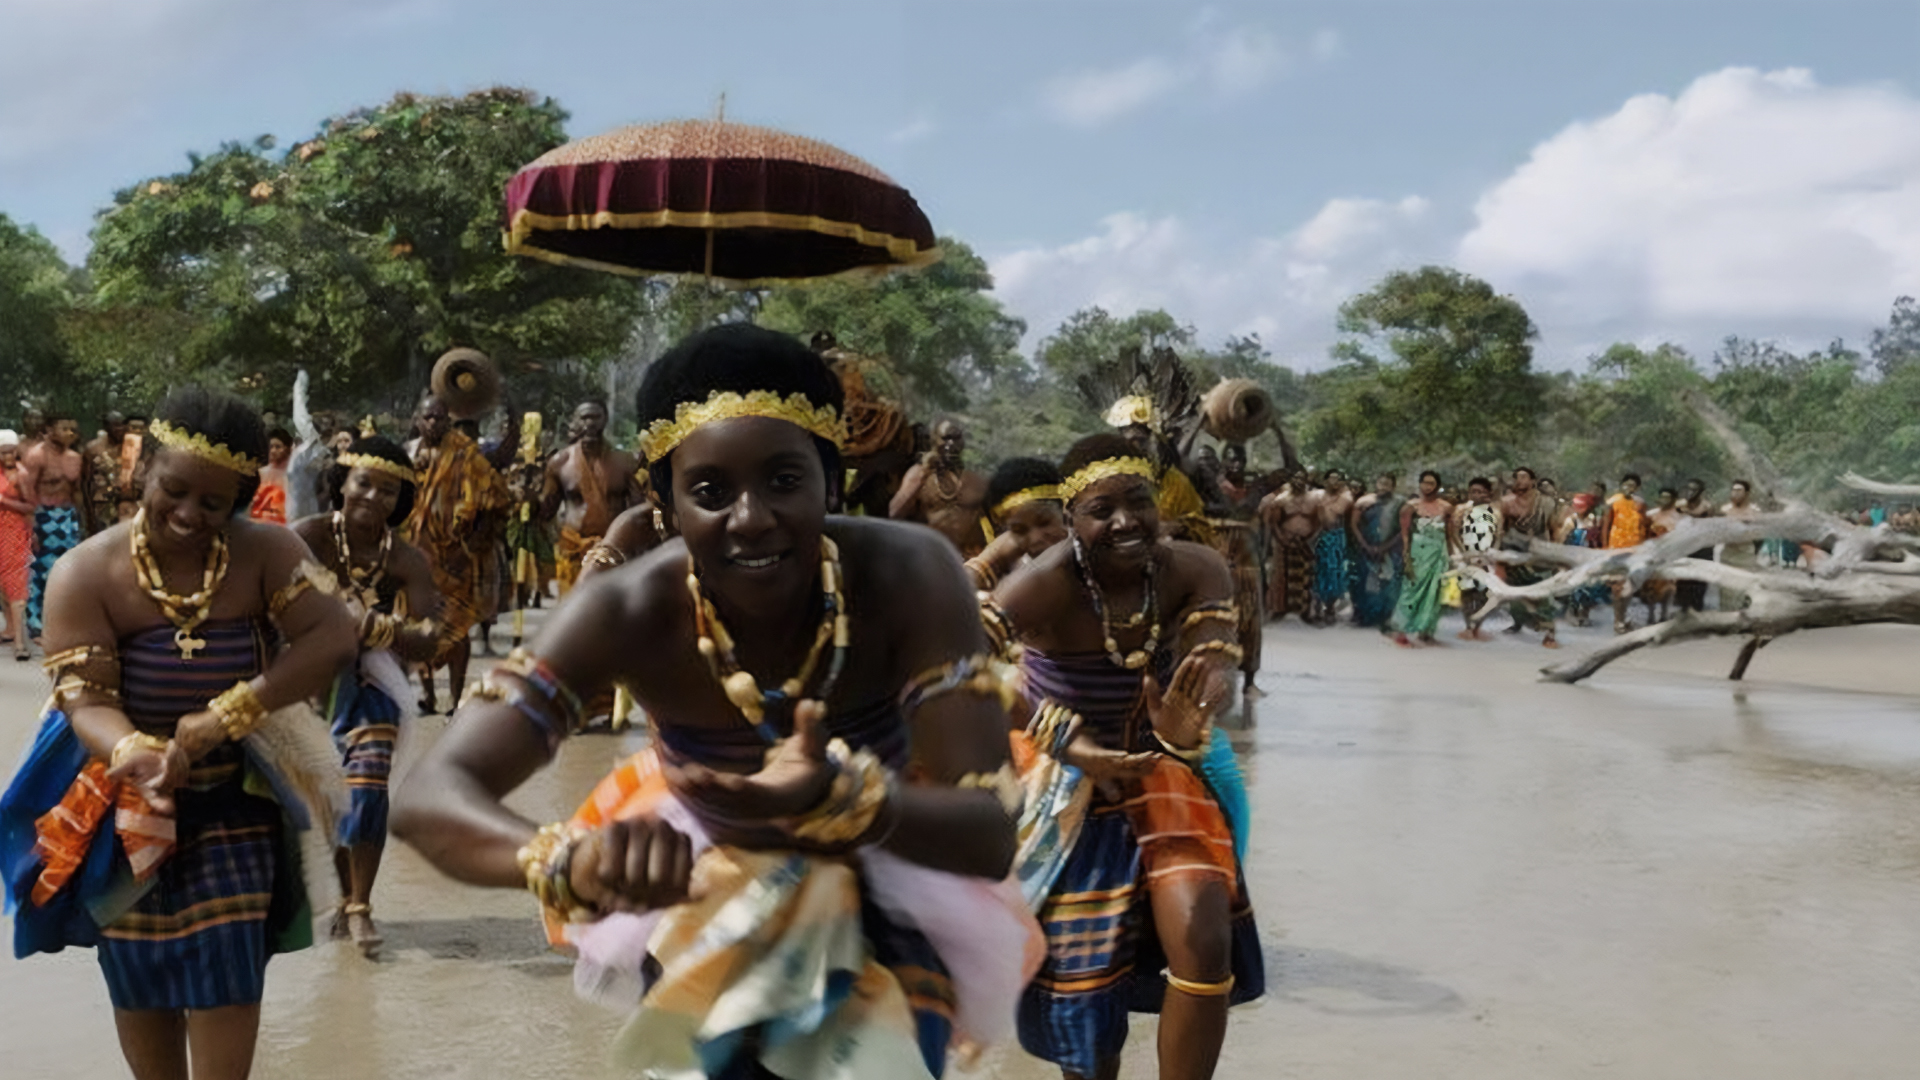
[
  {"xmin": 82, "ymin": 88, "xmax": 641, "ymax": 411},
  {"xmin": 1330, "ymin": 266, "xmax": 1545, "ymax": 465},
  {"xmin": 0, "ymin": 214, "xmax": 81, "ymax": 414},
  {"xmin": 756, "ymin": 239, "xmax": 1024, "ymax": 410}
]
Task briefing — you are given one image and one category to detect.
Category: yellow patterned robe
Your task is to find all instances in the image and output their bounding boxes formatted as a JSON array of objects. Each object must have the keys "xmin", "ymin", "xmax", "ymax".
[{"xmin": 406, "ymin": 430, "xmax": 510, "ymax": 663}]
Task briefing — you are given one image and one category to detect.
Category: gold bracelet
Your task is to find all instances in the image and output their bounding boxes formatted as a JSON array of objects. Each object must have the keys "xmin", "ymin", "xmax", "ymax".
[
  {"xmin": 1155, "ymin": 730, "xmax": 1207, "ymax": 764},
  {"xmin": 361, "ymin": 612, "xmax": 397, "ymax": 651},
  {"xmin": 786, "ymin": 740, "xmax": 892, "ymax": 846},
  {"xmin": 516, "ymin": 822, "xmax": 592, "ymax": 921},
  {"xmin": 209, "ymin": 680, "xmax": 268, "ymax": 742},
  {"xmin": 110, "ymin": 731, "xmax": 170, "ymax": 771},
  {"xmin": 956, "ymin": 763, "xmax": 1024, "ymax": 817},
  {"xmin": 1186, "ymin": 639, "xmax": 1245, "ymax": 665}
]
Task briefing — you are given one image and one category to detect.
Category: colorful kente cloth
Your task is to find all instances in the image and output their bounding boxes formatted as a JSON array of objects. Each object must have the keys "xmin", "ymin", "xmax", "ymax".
[
  {"xmin": 1016, "ymin": 649, "xmax": 1263, "ymax": 1077},
  {"xmin": 0, "ymin": 618, "xmax": 313, "ymax": 1009},
  {"xmin": 1393, "ymin": 513, "xmax": 1449, "ymax": 637},
  {"xmin": 547, "ymin": 699, "xmax": 1039, "ymax": 1079},
  {"xmin": 1267, "ymin": 532, "xmax": 1313, "ymax": 620},
  {"xmin": 0, "ymin": 470, "xmax": 32, "ymax": 603},
  {"xmin": 327, "ymin": 656, "xmax": 406, "ymax": 846},
  {"xmin": 26, "ymin": 505, "xmax": 82, "ymax": 637},
  {"xmin": 1313, "ymin": 527, "xmax": 1349, "ymax": 604},
  {"xmin": 1206, "ymin": 521, "xmax": 1262, "ymax": 674},
  {"xmin": 1350, "ymin": 496, "xmax": 1404, "ymax": 629},
  {"xmin": 503, "ymin": 502, "xmax": 555, "ymax": 594},
  {"xmin": 405, "ymin": 430, "xmax": 509, "ymax": 663}
]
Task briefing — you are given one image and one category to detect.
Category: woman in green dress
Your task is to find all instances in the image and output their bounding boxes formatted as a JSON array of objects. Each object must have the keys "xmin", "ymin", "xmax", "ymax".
[{"xmin": 1393, "ymin": 471, "xmax": 1451, "ymax": 646}]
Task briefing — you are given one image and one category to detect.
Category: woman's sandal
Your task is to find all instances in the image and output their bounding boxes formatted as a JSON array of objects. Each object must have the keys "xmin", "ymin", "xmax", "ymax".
[{"xmin": 343, "ymin": 902, "xmax": 382, "ymax": 957}]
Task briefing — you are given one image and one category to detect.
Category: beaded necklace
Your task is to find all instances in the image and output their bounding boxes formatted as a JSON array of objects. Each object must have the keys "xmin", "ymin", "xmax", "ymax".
[
  {"xmin": 130, "ymin": 508, "xmax": 232, "ymax": 660},
  {"xmin": 1070, "ymin": 532, "xmax": 1160, "ymax": 670},
  {"xmin": 928, "ymin": 462, "xmax": 962, "ymax": 503},
  {"xmin": 688, "ymin": 536, "xmax": 849, "ymax": 744},
  {"xmin": 330, "ymin": 510, "xmax": 391, "ymax": 609}
]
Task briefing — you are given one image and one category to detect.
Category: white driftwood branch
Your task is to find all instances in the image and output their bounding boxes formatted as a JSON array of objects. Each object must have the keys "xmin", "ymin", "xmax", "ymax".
[{"xmin": 1839, "ymin": 471, "xmax": 1920, "ymax": 498}]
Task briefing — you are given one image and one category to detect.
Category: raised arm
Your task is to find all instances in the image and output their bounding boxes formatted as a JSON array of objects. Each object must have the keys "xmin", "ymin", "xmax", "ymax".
[{"xmin": 888, "ymin": 462, "xmax": 927, "ymax": 521}]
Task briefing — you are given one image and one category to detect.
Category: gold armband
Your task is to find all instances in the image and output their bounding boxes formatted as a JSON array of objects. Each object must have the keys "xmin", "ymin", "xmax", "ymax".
[
  {"xmin": 110, "ymin": 731, "xmax": 170, "ymax": 771},
  {"xmin": 901, "ymin": 654, "xmax": 1016, "ymax": 715},
  {"xmin": 209, "ymin": 681, "xmax": 268, "ymax": 742},
  {"xmin": 53, "ymin": 675, "xmax": 123, "ymax": 711},
  {"xmin": 1166, "ymin": 973, "xmax": 1236, "ymax": 997},
  {"xmin": 1180, "ymin": 604, "xmax": 1239, "ymax": 633},
  {"xmin": 269, "ymin": 560, "xmax": 334, "ymax": 620}
]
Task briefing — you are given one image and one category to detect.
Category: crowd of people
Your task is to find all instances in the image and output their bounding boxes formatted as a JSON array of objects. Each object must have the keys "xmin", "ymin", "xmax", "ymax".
[{"xmin": 0, "ymin": 324, "xmax": 1897, "ymax": 1080}]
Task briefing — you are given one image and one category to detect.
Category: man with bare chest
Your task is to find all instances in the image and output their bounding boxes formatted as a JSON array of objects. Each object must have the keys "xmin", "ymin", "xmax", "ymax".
[
  {"xmin": 1260, "ymin": 469, "xmax": 1321, "ymax": 623},
  {"xmin": 20, "ymin": 413, "xmax": 84, "ymax": 640},
  {"xmin": 889, "ymin": 418, "xmax": 989, "ymax": 557},
  {"xmin": 1498, "ymin": 466, "xmax": 1560, "ymax": 646},
  {"xmin": 1312, "ymin": 470, "xmax": 1356, "ymax": 625},
  {"xmin": 543, "ymin": 401, "xmax": 645, "ymax": 595}
]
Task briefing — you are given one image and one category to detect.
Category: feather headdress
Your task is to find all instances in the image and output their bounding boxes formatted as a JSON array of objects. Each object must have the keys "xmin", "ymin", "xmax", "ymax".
[{"xmin": 1074, "ymin": 344, "xmax": 1204, "ymax": 450}]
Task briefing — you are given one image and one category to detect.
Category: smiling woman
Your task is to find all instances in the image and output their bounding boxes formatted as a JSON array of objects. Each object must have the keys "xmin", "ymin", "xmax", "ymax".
[
  {"xmin": 391, "ymin": 323, "xmax": 1039, "ymax": 1079},
  {"xmin": 993, "ymin": 432, "xmax": 1264, "ymax": 1080},
  {"xmin": 0, "ymin": 386, "xmax": 358, "ymax": 1080}
]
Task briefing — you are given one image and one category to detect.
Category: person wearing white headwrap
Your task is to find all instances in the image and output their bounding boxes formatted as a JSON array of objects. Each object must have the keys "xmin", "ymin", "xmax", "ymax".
[{"xmin": 0, "ymin": 430, "xmax": 33, "ymax": 658}]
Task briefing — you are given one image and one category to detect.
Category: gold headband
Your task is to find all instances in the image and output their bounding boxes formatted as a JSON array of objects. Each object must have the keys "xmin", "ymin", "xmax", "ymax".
[
  {"xmin": 1104, "ymin": 395, "xmax": 1158, "ymax": 433},
  {"xmin": 337, "ymin": 452, "xmax": 417, "ymax": 485},
  {"xmin": 639, "ymin": 389, "xmax": 847, "ymax": 464},
  {"xmin": 149, "ymin": 421, "xmax": 260, "ymax": 477},
  {"xmin": 1059, "ymin": 457, "xmax": 1158, "ymax": 505},
  {"xmin": 991, "ymin": 485, "xmax": 1061, "ymax": 522}
]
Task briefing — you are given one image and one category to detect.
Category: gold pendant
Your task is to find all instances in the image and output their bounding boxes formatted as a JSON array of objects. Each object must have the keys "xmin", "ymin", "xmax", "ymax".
[{"xmin": 175, "ymin": 629, "xmax": 207, "ymax": 660}]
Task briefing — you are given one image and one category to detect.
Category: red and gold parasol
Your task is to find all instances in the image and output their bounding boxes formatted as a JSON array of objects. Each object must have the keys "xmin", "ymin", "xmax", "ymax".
[{"xmin": 504, "ymin": 119, "xmax": 939, "ymax": 286}]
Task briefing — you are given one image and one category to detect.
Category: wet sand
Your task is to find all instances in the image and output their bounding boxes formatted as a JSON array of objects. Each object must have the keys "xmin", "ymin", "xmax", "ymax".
[{"xmin": 5, "ymin": 615, "xmax": 1920, "ymax": 1078}]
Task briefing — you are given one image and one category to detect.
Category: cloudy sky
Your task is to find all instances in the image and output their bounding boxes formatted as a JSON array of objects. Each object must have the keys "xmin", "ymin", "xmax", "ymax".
[{"xmin": 3, "ymin": 0, "xmax": 1916, "ymax": 370}]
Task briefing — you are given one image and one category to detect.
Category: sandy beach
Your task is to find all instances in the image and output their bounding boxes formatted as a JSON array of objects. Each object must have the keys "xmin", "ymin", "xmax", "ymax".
[{"xmin": 5, "ymin": 614, "xmax": 1919, "ymax": 1079}]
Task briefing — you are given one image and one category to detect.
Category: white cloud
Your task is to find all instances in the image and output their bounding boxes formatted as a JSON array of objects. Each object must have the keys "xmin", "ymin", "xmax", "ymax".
[
  {"xmin": 990, "ymin": 196, "xmax": 1440, "ymax": 365},
  {"xmin": 1458, "ymin": 67, "xmax": 1920, "ymax": 351},
  {"xmin": 1206, "ymin": 26, "xmax": 1288, "ymax": 96},
  {"xmin": 1043, "ymin": 58, "xmax": 1185, "ymax": 127},
  {"xmin": 1002, "ymin": 67, "xmax": 1920, "ymax": 370},
  {"xmin": 1039, "ymin": 20, "xmax": 1334, "ymax": 127}
]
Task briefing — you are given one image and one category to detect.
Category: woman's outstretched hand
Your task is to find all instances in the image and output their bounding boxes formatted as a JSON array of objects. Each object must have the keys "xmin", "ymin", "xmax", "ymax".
[
  {"xmin": 669, "ymin": 699, "xmax": 837, "ymax": 823},
  {"xmin": 1145, "ymin": 651, "xmax": 1232, "ymax": 751}
]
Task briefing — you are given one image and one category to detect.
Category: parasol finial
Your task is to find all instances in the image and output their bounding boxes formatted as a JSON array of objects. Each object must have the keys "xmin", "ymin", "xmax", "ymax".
[{"xmin": 714, "ymin": 93, "xmax": 726, "ymax": 123}]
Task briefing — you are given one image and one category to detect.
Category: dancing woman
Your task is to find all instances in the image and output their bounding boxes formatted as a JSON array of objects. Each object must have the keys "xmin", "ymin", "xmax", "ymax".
[
  {"xmin": 290, "ymin": 436, "xmax": 442, "ymax": 956},
  {"xmin": 964, "ymin": 456, "xmax": 1069, "ymax": 592},
  {"xmin": 994, "ymin": 433, "xmax": 1263, "ymax": 1080},
  {"xmin": 391, "ymin": 324, "xmax": 1033, "ymax": 1079},
  {"xmin": 1, "ymin": 387, "xmax": 357, "ymax": 1080}
]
